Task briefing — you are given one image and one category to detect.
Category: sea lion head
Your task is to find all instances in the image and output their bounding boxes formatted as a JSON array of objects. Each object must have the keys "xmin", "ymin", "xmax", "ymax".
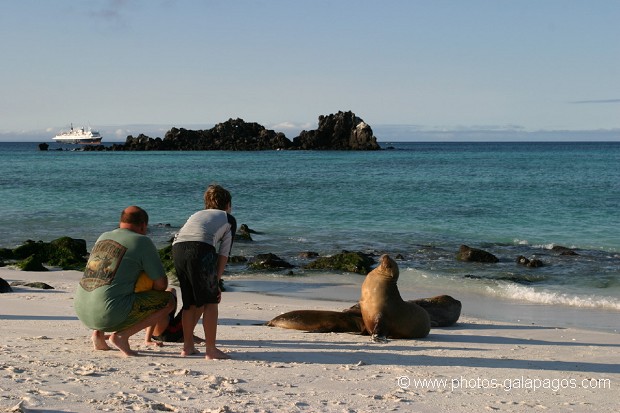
[{"xmin": 375, "ymin": 254, "xmax": 399, "ymax": 282}]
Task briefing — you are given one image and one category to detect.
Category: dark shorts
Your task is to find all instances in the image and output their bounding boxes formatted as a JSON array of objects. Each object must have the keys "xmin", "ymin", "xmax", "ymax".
[{"xmin": 173, "ymin": 241, "xmax": 219, "ymax": 308}]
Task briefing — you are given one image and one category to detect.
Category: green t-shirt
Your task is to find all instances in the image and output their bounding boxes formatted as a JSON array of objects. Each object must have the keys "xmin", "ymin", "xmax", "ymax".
[{"xmin": 74, "ymin": 228, "xmax": 166, "ymax": 331}]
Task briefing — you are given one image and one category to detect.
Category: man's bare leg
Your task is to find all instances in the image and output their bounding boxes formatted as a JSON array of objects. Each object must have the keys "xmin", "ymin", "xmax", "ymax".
[
  {"xmin": 92, "ymin": 330, "xmax": 111, "ymax": 351},
  {"xmin": 181, "ymin": 305, "xmax": 203, "ymax": 356},
  {"xmin": 203, "ymin": 303, "xmax": 230, "ymax": 360},
  {"xmin": 144, "ymin": 288, "xmax": 175, "ymax": 347},
  {"xmin": 144, "ymin": 326, "xmax": 163, "ymax": 347},
  {"xmin": 110, "ymin": 298, "xmax": 175, "ymax": 357}
]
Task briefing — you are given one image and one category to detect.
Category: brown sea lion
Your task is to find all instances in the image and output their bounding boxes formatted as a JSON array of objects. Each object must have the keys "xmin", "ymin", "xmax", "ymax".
[
  {"xmin": 346, "ymin": 294, "xmax": 461, "ymax": 328},
  {"xmin": 266, "ymin": 294, "xmax": 461, "ymax": 334},
  {"xmin": 411, "ymin": 295, "xmax": 461, "ymax": 327},
  {"xmin": 359, "ymin": 254, "xmax": 431, "ymax": 340},
  {"xmin": 266, "ymin": 309, "xmax": 365, "ymax": 333}
]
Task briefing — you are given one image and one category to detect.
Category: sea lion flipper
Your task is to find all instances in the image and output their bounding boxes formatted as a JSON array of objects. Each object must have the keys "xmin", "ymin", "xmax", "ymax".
[
  {"xmin": 370, "ymin": 312, "xmax": 389, "ymax": 338},
  {"xmin": 371, "ymin": 334, "xmax": 389, "ymax": 343}
]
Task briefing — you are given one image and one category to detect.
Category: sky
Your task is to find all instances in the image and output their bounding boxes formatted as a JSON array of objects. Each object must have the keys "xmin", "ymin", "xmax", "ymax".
[{"xmin": 1, "ymin": 0, "xmax": 619, "ymax": 142}]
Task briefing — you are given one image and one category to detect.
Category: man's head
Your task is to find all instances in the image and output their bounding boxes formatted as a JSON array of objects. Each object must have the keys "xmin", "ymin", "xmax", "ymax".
[
  {"xmin": 204, "ymin": 184, "xmax": 232, "ymax": 211},
  {"xmin": 120, "ymin": 205, "xmax": 149, "ymax": 234}
]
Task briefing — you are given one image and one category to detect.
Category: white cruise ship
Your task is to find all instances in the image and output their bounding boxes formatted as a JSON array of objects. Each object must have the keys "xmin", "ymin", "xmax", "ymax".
[{"xmin": 53, "ymin": 124, "xmax": 102, "ymax": 144}]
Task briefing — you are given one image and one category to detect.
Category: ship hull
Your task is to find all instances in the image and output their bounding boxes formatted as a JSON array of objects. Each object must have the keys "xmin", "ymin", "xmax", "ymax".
[
  {"xmin": 53, "ymin": 137, "xmax": 102, "ymax": 144},
  {"xmin": 53, "ymin": 124, "xmax": 103, "ymax": 145}
]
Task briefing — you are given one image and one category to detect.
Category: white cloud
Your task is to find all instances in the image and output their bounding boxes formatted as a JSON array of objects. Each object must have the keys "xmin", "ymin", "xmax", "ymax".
[{"xmin": 114, "ymin": 129, "xmax": 128, "ymax": 138}]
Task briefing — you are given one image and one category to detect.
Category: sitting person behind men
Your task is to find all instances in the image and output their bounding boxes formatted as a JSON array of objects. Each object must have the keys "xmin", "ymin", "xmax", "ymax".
[{"xmin": 146, "ymin": 290, "xmax": 205, "ymax": 344}]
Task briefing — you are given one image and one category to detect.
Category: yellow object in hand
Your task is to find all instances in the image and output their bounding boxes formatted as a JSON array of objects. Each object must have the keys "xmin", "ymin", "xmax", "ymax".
[{"xmin": 134, "ymin": 272, "xmax": 154, "ymax": 292}]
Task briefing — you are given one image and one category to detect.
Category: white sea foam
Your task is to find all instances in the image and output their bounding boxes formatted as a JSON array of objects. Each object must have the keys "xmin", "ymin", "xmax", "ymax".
[
  {"xmin": 488, "ymin": 283, "xmax": 620, "ymax": 310},
  {"xmin": 534, "ymin": 242, "xmax": 579, "ymax": 250}
]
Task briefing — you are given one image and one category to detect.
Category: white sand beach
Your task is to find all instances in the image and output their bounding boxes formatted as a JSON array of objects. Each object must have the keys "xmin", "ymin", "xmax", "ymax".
[{"xmin": 1, "ymin": 267, "xmax": 618, "ymax": 413}]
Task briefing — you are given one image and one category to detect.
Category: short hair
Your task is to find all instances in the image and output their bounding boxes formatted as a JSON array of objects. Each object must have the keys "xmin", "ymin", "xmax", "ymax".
[
  {"xmin": 204, "ymin": 184, "xmax": 231, "ymax": 210},
  {"xmin": 120, "ymin": 206, "xmax": 149, "ymax": 226}
]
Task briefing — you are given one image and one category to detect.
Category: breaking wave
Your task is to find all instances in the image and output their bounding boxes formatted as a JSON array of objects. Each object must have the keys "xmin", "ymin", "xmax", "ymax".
[{"xmin": 488, "ymin": 282, "xmax": 620, "ymax": 311}]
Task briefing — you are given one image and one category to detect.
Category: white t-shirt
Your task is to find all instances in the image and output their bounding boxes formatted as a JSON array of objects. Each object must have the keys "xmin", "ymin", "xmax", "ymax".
[{"xmin": 172, "ymin": 209, "xmax": 236, "ymax": 257}]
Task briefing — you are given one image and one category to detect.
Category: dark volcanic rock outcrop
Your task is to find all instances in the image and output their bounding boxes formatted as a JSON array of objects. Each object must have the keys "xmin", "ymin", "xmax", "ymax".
[
  {"xmin": 304, "ymin": 251, "xmax": 376, "ymax": 275},
  {"xmin": 83, "ymin": 111, "xmax": 381, "ymax": 151},
  {"xmin": 552, "ymin": 245, "xmax": 578, "ymax": 256},
  {"xmin": 164, "ymin": 119, "xmax": 292, "ymax": 151},
  {"xmin": 293, "ymin": 111, "xmax": 380, "ymax": 150},
  {"xmin": 249, "ymin": 253, "xmax": 294, "ymax": 270},
  {"xmin": 456, "ymin": 245, "xmax": 499, "ymax": 263},
  {"xmin": 7, "ymin": 237, "xmax": 88, "ymax": 271},
  {"xmin": 516, "ymin": 255, "xmax": 544, "ymax": 268},
  {"xmin": 107, "ymin": 119, "xmax": 291, "ymax": 151},
  {"xmin": 235, "ymin": 224, "xmax": 259, "ymax": 241},
  {"xmin": 10, "ymin": 281, "xmax": 55, "ymax": 290},
  {"xmin": 0, "ymin": 278, "xmax": 12, "ymax": 293}
]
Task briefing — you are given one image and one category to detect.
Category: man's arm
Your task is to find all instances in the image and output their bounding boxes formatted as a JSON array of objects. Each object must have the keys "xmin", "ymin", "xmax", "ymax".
[
  {"xmin": 216, "ymin": 254, "xmax": 228, "ymax": 281},
  {"xmin": 152, "ymin": 275, "xmax": 168, "ymax": 291}
]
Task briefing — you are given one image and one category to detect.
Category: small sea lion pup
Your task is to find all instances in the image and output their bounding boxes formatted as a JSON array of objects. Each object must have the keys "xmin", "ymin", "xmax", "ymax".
[{"xmin": 359, "ymin": 254, "xmax": 431, "ymax": 341}]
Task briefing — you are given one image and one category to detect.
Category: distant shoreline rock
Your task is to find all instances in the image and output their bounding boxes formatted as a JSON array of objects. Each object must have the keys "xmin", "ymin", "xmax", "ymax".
[
  {"xmin": 1, "ymin": 237, "xmax": 88, "ymax": 271},
  {"xmin": 82, "ymin": 111, "xmax": 381, "ymax": 151},
  {"xmin": 456, "ymin": 244, "xmax": 500, "ymax": 263}
]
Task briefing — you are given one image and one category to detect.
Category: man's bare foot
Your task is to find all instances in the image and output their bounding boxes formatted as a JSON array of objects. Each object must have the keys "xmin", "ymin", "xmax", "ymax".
[
  {"xmin": 181, "ymin": 347, "xmax": 201, "ymax": 357},
  {"xmin": 92, "ymin": 331, "xmax": 111, "ymax": 351},
  {"xmin": 205, "ymin": 347, "xmax": 231, "ymax": 360},
  {"xmin": 110, "ymin": 333, "xmax": 139, "ymax": 357},
  {"xmin": 144, "ymin": 339, "xmax": 164, "ymax": 347}
]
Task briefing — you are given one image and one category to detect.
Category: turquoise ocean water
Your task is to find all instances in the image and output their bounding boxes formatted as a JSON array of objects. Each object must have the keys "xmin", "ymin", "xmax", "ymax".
[{"xmin": 1, "ymin": 141, "xmax": 618, "ymax": 331}]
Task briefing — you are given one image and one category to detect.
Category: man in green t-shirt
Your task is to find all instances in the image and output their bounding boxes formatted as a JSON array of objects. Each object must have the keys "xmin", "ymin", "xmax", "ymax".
[{"xmin": 74, "ymin": 206, "xmax": 174, "ymax": 357}]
